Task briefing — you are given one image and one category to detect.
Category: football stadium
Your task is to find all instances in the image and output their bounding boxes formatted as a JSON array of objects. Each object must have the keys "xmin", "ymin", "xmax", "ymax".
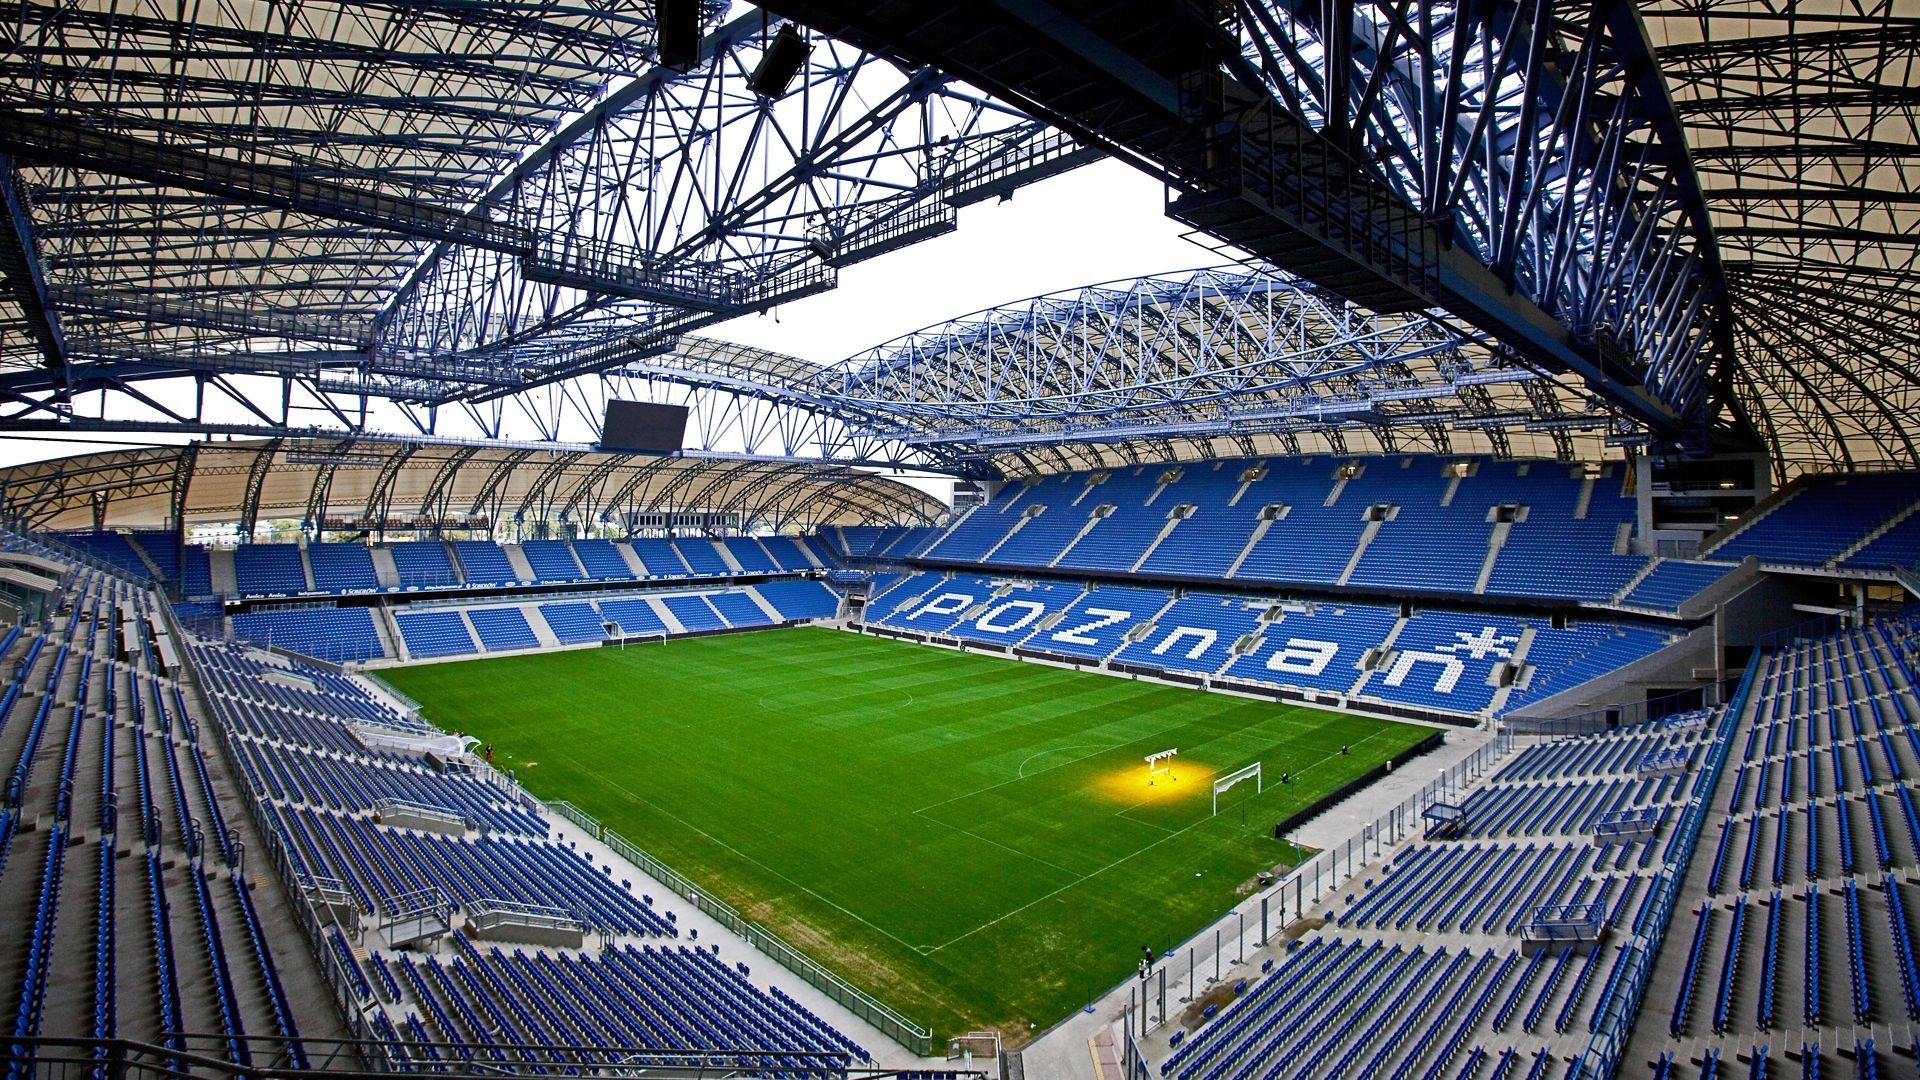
[{"xmin": 0, "ymin": 2, "xmax": 1912, "ymax": 1078}]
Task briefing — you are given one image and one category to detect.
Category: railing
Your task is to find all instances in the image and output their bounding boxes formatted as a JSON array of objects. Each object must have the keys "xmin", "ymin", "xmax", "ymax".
[
  {"xmin": 468, "ymin": 897, "xmax": 585, "ymax": 938},
  {"xmin": 1505, "ymin": 678, "xmax": 1739, "ymax": 738},
  {"xmin": 1574, "ymin": 646, "xmax": 1764, "ymax": 1079},
  {"xmin": 548, "ymin": 800, "xmax": 934, "ymax": 1056},
  {"xmin": 0, "ymin": 1034, "xmax": 928, "ymax": 1080},
  {"xmin": 1129, "ymin": 732, "xmax": 1513, "ymax": 1039}
]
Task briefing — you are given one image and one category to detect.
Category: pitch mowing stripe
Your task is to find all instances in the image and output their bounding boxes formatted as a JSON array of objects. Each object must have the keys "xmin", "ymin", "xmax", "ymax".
[{"xmin": 380, "ymin": 626, "xmax": 1433, "ymax": 1042}]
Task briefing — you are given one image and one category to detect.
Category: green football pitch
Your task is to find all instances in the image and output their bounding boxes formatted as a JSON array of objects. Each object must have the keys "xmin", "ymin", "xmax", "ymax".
[{"xmin": 378, "ymin": 626, "xmax": 1432, "ymax": 1042}]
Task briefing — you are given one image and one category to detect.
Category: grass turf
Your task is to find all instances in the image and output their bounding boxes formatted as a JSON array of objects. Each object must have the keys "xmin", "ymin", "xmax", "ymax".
[{"xmin": 379, "ymin": 626, "xmax": 1432, "ymax": 1043}]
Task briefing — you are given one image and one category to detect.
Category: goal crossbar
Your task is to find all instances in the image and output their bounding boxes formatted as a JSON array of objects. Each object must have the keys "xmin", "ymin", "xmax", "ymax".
[{"xmin": 1212, "ymin": 762, "xmax": 1262, "ymax": 816}]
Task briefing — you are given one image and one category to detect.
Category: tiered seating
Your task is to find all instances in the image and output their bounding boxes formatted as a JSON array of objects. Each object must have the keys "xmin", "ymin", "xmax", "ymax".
[
  {"xmin": 921, "ymin": 484, "xmax": 1037, "ymax": 562},
  {"xmin": 182, "ymin": 544, "xmax": 213, "ymax": 597},
  {"xmin": 396, "ymin": 611, "xmax": 476, "ymax": 659},
  {"xmin": 869, "ymin": 573, "xmax": 999, "ymax": 634},
  {"xmin": 720, "ymin": 537, "xmax": 780, "ymax": 573},
  {"xmin": 1713, "ymin": 472, "xmax": 1920, "ymax": 566},
  {"xmin": 231, "ymin": 607, "xmax": 386, "ymax": 662},
  {"xmin": 1223, "ymin": 601, "xmax": 1398, "ymax": 694},
  {"xmin": 54, "ymin": 530, "xmax": 154, "ymax": 578},
  {"xmin": 987, "ymin": 475, "xmax": 1101, "ymax": 567},
  {"xmin": 752, "ymin": 578, "xmax": 840, "ymax": 621},
  {"xmin": 389, "ymin": 540, "xmax": 459, "ymax": 587},
  {"xmin": 1111, "ymin": 593, "xmax": 1264, "ymax": 675},
  {"xmin": 1483, "ymin": 462, "xmax": 1644, "ymax": 602},
  {"xmin": 306, "ymin": 542, "xmax": 379, "ymax": 592},
  {"xmin": 1505, "ymin": 622, "xmax": 1674, "ymax": 712},
  {"xmin": 707, "ymin": 591, "xmax": 773, "ymax": 628},
  {"xmin": 596, "ymin": 597, "xmax": 668, "ymax": 636},
  {"xmin": 942, "ymin": 579, "xmax": 1083, "ymax": 645},
  {"xmin": 759, "ymin": 535, "xmax": 818, "ymax": 571},
  {"xmin": 571, "ymin": 539, "xmax": 635, "ymax": 580},
  {"xmin": 233, "ymin": 543, "xmax": 310, "ymax": 596},
  {"xmin": 1344, "ymin": 466, "xmax": 1489, "ymax": 593},
  {"xmin": 1051, "ymin": 473, "xmax": 1167, "ymax": 573},
  {"xmin": 1162, "ymin": 704, "xmax": 1721, "ymax": 1080},
  {"xmin": 671, "ymin": 537, "xmax": 732, "ymax": 576},
  {"xmin": 537, "ymin": 602, "xmax": 606, "ymax": 644},
  {"xmin": 627, "ymin": 538, "xmax": 690, "ymax": 577},
  {"xmin": 1623, "ymin": 559, "xmax": 1738, "ymax": 611},
  {"xmin": 1629, "ymin": 614, "xmax": 1920, "ymax": 1075},
  {"xmin": 518, "ymin": 540, "xmax": 586, "ymax": 582},
  {"xmin": 662, "ymin": 594, "xmax": 726, "ymax": 632},
  {"xmin": 467, "ymin": 607, "xmax": 539, "ymax": 651},
  {"xmin": 451, "ymin": 541, "xmax": 520, "ymax": 586},
  {"xmin": 1846, "ymin": 511, "xmax": 1920, "ymax": 571},
  {"xmin": 1356, "ymin": 611, "xmax": 1527, "ymax": 714},
  {"xmin": 1139, "ymin": 462, "xmax": 1276, "ymax": 580},
  {"xmin": 1019, "ymin": 584, "xmax": 1169, "ymax": 659},
  {"xmin": 129, "ymin": 528, "xmax": 180, "ymax": 578}
]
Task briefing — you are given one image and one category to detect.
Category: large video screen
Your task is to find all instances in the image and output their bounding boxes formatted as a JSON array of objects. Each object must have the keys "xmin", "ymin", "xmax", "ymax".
[{"xmin": 601, "ymin": 400, "xmax": 690, "ymax": 453}]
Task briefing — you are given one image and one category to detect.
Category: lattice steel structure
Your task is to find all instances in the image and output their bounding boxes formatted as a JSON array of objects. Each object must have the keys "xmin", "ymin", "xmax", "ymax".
[
  {"xmin": 0, "ymin": 1, "xmax": 1913, "ymax": 484},
  {"xmin": 0, "ymin": 438, "xmax": 944, "ymax": 534},
  {"xmin": 0, "ymin": 2, "xmax": 1089, "ymax": 439}
]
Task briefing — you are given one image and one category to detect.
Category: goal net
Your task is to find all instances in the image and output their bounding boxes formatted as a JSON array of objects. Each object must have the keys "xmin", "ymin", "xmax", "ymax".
[{"xmin": 1212, "ymin": 762, "xmax": 1262, "ymax": 816}]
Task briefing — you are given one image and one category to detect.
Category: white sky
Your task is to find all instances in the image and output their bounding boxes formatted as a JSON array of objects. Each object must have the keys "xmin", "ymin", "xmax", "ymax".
[{"xmin": 0, "ymin": 160, "xmax": 1211, "ymax": 474}]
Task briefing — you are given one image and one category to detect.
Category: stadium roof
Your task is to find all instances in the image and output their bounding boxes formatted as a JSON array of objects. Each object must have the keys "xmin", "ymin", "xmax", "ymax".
[
  {"xmin": 0, "ymin": 439, "xmax": 944, "ymax": 532},
  {"xmin": 1641, "ymin": 0, "xmax": 1920, "ymax": 474},
  {"xmin": 0, "ymin": 1, "xmax": 1913, "ymax": 482}
]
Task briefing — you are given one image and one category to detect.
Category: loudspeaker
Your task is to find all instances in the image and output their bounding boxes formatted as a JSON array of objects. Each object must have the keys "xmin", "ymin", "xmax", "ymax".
[
  {"xmin": 749, "ymin": 24, "xmax": 812, "ymax": 98},
  {"xmin": 658, "ymin": 0, "xmax": 701, "ymax": 70}
]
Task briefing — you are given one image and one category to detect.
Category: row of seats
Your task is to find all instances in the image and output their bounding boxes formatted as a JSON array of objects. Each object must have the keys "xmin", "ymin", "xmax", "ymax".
[
  {"xmin": 235, "ymin": 535, "xmax": 830, "ymax": 597},
  {"xmin": 898, "ymin": 455, "xmax": 1698, "ymax": 606},
  {"xmin": 182, "ymin": 613, "xmax": 873, "ymax": 1069},
  {"xmin": 1636, "ymin": 612, "xmax": 1920, "ymax": 1074},
  {"xmin": 862, "ymin": 571, "xmax": 1675, "ymax": 719},
  {"xmin": 225, "ymin": 579, "xmax": 845, "ymax": 663},
  {"xmin": 1160, "ymin": 698, "xmax": 1736, "ymax": 1080},
  {"xmin": 0, "ymin": 543, "xmax": 312, "ymax": 1070}
]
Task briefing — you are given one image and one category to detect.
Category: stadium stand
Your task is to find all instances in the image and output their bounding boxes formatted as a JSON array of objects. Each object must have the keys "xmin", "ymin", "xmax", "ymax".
[
  {"xmin": 1624, "ymin": 614, "xmax": 1920, "ymax": 1075},
  {"xmin": 897, "ymin": 456, "xmax": 1665, "ymax": 607},
  {"xmin": 709, "ymin": 590, "xmax": 775, "ymax": 628},
  {"xmin": 627, "ymin": 537, "xmax": 691, "ymax": 577},
  {"xmin": 536, "ymin": 602, "xmax": 607, "ymax": 644},
  {"xmin": 756, "ymin": 578, "xmax": 843, "ymax": 621},
  {"xmin": 760, "ymin": 535, "xmax": 819, "ymax": 571},
  {"xmin": 233, "ymin": 543, "xmax": 310, "ymax": 596},
  {"xmin": 1159, "ymin": 697, "xmax": 1733, "ymax": 1080},
  {"xmin": 231, "ymin": 607, "xmax": 386, "ymax": 662},
  {"xmin": 394, "ymin": 610, "xmax": 477, "ymax": 659},
  {"xmin": 182, "ymin": 630, "xmax": 873, "ymax": 1071},
  {"xmin": 466, "ymin": 607, "xmax": 540, "ymax": 652},
  {"xmin": 182, "ymin": 545, "xmax": 214, "ymax": 598},
  {"xmin": 306, "ymin": 542, "xmax": 380, "ymax": 592},
  {"xmin": 388, "ymin": 541, "xmax": 460, "ymax": 588},
  {"xmin": 518, "ymin": 539, "xmax": 586, "ymax": 583},
  {"xmin": 1710, "ymin": 472, "xmax": 1920, "ymax": 566},
  {"xmin": 1223, "ymin": 601, "xmax": 1400, "ymax": 696},
  {"xmin": 1620, "ymin": 559, "xmax": 1739, "ymax": 612},
  {"xmin": 662, "ymin": 594, "xmax": 727, "ymax": 632},
  {"xmin": 671, "ymin": 537, "xmax": 732, "ymax": 576},
  {"xmin": 54, "ymin": 530, "xmax": 155, "ymax": 579},
  {"xmin": 596, "ymin": 597, "xmax": 670, "ymax": 637},
  {"xmin": 130, "ymin": 529, "xmax": 181, "ymax": 580},
  {"xmin": 451, "ymin": 541, "xmax": 520, "ymax": 586},
  {"xmin": 721, "ymin": 536, "xmax": 781, "ymax": 573},
  {"xmin": 570, "ymin": 539, "xmax": 636, "ymax": 580}
]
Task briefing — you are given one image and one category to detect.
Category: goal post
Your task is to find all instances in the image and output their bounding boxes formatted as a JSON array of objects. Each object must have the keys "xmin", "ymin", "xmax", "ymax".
[{"xmin": 1212, "ymin": 762, "xmax": 1262, "ymax": 816}]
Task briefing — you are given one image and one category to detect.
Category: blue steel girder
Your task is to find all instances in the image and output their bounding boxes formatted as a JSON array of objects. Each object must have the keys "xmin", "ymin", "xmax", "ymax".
[
  {"xmin": 366, "ymin": 14, "xmax": 1085, "ymax": 402},
  {"xmin": 798, "ymin": 268, "xmax": 1594, "ymax": 455},
  {"xmin": 0, "ymin": 156, "xmax": 67, "ymax": 371},
  {"xmin": 2, "ymin": 2, "xmax": 1089, "ymax": 411},
  {"xmin": 758, "ymin": 0, "xmax": 1732, "ymax": 448}
]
